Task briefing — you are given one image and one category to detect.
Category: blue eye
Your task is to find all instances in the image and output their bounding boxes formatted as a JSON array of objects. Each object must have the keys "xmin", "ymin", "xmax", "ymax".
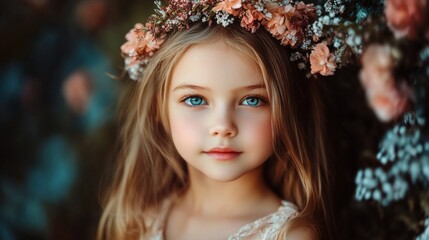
[
  {"xmin": 184, "ymin": 96, "xmax": 206, "ymax": 106},
  {"xmin": 242, "ymin": 97, "xmax": 263, "ymax": 107}
]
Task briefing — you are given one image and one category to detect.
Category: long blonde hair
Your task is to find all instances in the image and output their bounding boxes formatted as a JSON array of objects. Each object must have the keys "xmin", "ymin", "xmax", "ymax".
[{"xmin": 98, "ymin": 22, "xmax": 331, "ymax": 240}]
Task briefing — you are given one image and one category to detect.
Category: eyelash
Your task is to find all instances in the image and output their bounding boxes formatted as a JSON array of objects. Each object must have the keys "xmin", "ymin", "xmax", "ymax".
[
  {"xmin": 180, "ymin": 94, "xmax": 267, "ymax": 108},
  {"xmin": 242, "ymin": 94, "xmax": 267, "ymax": 107},
  {"xmin": 181, "ymin": 94, "xmax": 207, "ymax": 107}
]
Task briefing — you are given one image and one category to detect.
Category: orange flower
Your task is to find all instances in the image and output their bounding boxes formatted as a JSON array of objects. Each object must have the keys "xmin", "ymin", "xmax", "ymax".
[
  {"xmin": 120, "ymin": 23, "xmax": 164, "ymax": 59},
  {"xmin": 212, "ymin": 0, "xmax": 242, "ymax": 16},
  {"xmin": 294, "ymin": 2, "xmax": 317, "ymax": 20},
  {"xmin": 265, "ymin": 14, "xmax": 288, "ymax": 35},
  {"xmin": 309, "ymin": 43, "xmax": 336, "ymax": 76},
  {"xmin": 263, "ymin": 4, "xmax": 294, "ymax": 43},
  {"xmin": 385, "ymin": 0, "xmax": 427, "ymax": 39},
  {"xmin": 359, "ymin": 44, "xmax": 410, "ymax": 122},
  {"xmin": 120, "ymin": 23, "xmax": 145, "ymax": 56},
  {"xmin": 240, "ymin": 3, "xmax": 265, "ymax": 33},
  {"xmin": 263, "ymin": 2, "xmax": 315, "ymax": 47}
]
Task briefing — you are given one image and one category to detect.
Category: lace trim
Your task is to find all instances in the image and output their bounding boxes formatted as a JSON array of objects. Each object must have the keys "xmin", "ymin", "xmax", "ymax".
[
  {"xmin": 228, "ymin": 201, "xmax": 298, "ymax": 240},
  {"xmin": 148, "ymin": 200, "xmax": 298, "ymax": 240}
]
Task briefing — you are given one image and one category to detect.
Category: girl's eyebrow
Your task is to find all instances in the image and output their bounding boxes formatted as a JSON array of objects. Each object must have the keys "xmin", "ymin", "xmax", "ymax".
[
  {"xmin": 173, "ymin": 84, "xmax": 207, "ymax": 91},
  {"xmin": 172, "ymin": 83, "xmax": 266, "ymax": 92}
]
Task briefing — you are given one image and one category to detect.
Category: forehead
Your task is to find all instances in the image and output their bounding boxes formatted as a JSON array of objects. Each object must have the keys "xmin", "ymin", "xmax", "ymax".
[{"xmin": 170, "ymin": 40, "xmax": 264, "ymax": 90}]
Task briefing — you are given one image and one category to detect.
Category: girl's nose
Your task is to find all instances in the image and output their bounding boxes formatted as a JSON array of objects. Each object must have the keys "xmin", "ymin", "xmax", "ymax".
[{"xmin": 209, "ymin": 109, "xmax": 238, "ymax": 138}]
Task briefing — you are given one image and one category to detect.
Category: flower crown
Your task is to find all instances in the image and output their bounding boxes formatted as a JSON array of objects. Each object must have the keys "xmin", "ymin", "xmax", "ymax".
[{"xmin": 121, "ymin": 0, "xmax": 358, "ymax": 80}]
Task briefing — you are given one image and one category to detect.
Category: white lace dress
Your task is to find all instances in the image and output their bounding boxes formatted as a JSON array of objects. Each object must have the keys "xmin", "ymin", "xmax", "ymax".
[{"xmin": 145, "ymin": 197, "xmax": 299, "ymax": 240}]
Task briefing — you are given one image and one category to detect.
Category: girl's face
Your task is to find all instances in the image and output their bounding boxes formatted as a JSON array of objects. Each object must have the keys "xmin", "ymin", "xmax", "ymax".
[{"xmin": 168, "ymin": 40, "xmax": 273, "ymax": 182}]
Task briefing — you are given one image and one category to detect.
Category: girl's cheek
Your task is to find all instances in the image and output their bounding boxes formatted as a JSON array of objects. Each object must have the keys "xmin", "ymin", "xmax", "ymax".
[
  {"xmin": 240, "ymin": 109, "xmax": 271, "ymax": 126},
  {"xmin": 172, "ymin": 114, "xmax": 199, "ymax": 136},
  {"xmin": 239, "ymin": 111, "xmax": 272, "ymax": 144},
  {"xmin": 169, "ymin": 110, "xmax": 204, "ymax": 151}
]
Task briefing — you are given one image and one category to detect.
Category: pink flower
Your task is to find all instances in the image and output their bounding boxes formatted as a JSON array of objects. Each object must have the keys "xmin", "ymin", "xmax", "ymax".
[
  {"xmin": 309, "ymin": 43, "xmax": 336, "ymax": 76},
  {"xmin": 359, "ymin": 44, "xmax": 410, "ymax": 122},
  {"xmin": 213, "ymin": 0, "xmax": 242, "ymax": 16},
  {"xmin": 263, "ymin": 2, "xmax": 316, "ymax": 47},
  {"xmin": 263, "ymin": 4, "xmax": 295, "ymax": 45},
  {"xmin": 240, "ymin": 3, "xmax": 265, "ymax": 33},
  {"xmin": 385, "ymin": 0, "xmax": 427, "ymax": 39},
  {"xmin": 120, "ymin": 23, "xmax": 145, "ymax": 56},
  {"xmin": 120, "ymin": 23, "xmax": 164, "ymax": 61},
  {"xmin": 294, "ymin": 2, "xmax": 317, "ymax": 20}
]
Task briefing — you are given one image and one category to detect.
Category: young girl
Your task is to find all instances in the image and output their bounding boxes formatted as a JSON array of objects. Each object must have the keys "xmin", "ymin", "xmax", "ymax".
[{"xmin": 99, "ymin": 1, "xmax": 331, "ymax": 239}]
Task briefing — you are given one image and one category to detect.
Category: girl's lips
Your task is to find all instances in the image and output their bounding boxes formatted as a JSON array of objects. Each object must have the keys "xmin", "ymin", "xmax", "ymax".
[
  {"xmin": 204, "ymin": 147, "xmax": 242, "ymax": 160},
  {"xmin": 204, "ymin": 151, "xmax": 242, "ymax": 160}
]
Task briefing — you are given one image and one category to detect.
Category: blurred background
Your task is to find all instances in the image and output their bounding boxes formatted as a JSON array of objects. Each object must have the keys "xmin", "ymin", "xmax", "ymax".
[
  {"xmin": 0, "ymin": 0, "xmax": 155, "ymax": 239},
  {"xmin": 0, "ymin": 0, "xmax": 426, "ymax": 240}
]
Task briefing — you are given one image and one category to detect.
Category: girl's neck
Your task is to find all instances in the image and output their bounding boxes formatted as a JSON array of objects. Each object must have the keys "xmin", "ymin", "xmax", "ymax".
[{"xmin": 180, "ymin": 166, "xmax": 281, "ymax": 217}]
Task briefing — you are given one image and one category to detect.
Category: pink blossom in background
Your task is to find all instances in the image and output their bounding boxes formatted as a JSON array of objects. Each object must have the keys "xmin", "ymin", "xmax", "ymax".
[
  {"xmin": 359, "ymin": 44, "xmax": 411, "ymax": 122},
  {"xmin": 63, "ymin": 70, "xmax": 93, "ymax": 114},
  {"xmin": 385, "ymin": 0, "xmax": 427, "ymax": 39},
  {"xmin": 310, "ymin": 43, "xmax": 336, "ymax": 76},
  {"xmin": 76, "ymin": 0, "xmax": 107, "ymax": 33}
]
